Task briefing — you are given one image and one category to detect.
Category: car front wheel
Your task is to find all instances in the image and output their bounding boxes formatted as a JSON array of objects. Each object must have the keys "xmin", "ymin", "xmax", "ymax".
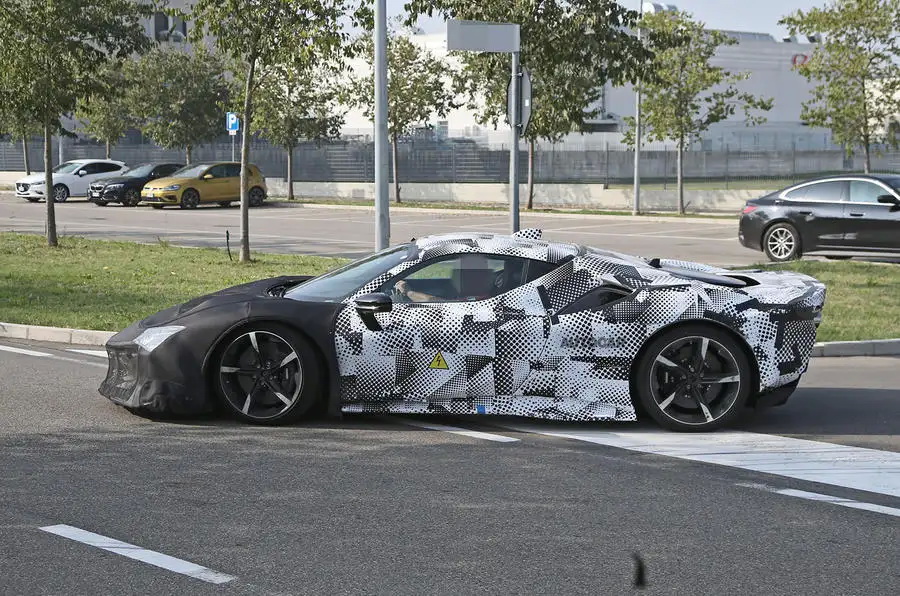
[
  {"xmin": 763, "ymin": 222, "xmax": 801, "ymax": 262},
  {"xmin": 180, "ymin": 189, "xmax": 200, "ymax": 209},
  {"xmin": 213, "ymin": 324, "xmax": 320, "ymax": 425},
  {"xmin": 123, "ymin": 188, "xmax": 142, "ymax": 207},
  {"xmin": 634, "ymin": 324, "xmax": 753, "ymax": 432},
  {"xmin": 52, "ymin": 184, "xmax": 69, "ymax": 203}
]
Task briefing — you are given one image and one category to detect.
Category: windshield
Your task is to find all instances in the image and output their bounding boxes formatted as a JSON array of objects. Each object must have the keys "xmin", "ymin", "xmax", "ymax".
[
  {"xmin": 121, "ymin": 163, "xmax": 155, "ymax": 178},
  {"xmin": 285, "ymin": 244, "xmax": 413, "ymax": 302},
  {"xmin": 52, "ymin": 162, "xmax": 85, "ymax": 174},
  {"xmin": 168, "ymin": 164, "xmax": 210, "ymax": 178}
]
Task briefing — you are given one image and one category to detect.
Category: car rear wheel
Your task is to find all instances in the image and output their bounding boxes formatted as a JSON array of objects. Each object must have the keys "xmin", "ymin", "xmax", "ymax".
[
  {"xmin": 634, "ymin": 324, "xmax": 753, "ymax": 432},
  {"xmin": 213, "ymin": 324, "xmax": 320, "ymax": 425},
  {"xmin": 180, "ymin": 189, "xmax": 200, "ymax": 209},
  {"xmin": 763, "ymin": 223, "xmax": 801, "ymax": 262},
  {"xmin": 123, "ymin": 188, "xmax": 141, "ymax": 207},
  {"xmin": 249, "ymin": 187, "xmax": 265, "ymax": 207},
  {"xmin": 52, "ymin": 184, "xmax": 69, "ymax": 203}
]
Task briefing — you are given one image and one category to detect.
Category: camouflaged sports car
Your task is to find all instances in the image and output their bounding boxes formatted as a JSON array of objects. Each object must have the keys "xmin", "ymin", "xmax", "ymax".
[{"xmin": 100, "ymin": 229, "xmax": 826, "ymax": 431}]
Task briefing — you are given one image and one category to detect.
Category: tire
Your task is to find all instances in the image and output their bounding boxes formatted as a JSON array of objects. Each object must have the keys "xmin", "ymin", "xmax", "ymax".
[
  {"xmin": 122, "ymin": 188, "xmax": 142, "ymax": 207},
  {"xmin": 151, "ymin": 205, "xmax": 165, "ymax": 210},
  {"xmin": 249, "ymin": 186, "xmax": 266, "ymax": 207},
  {"xmin": 212, "ymin": 323, "xmax": 320, "ymax": 425},
  {"xmin": 52, "ymin": 184, "xmax": 69, "ymax": 203},
  {"xmin": 633, "ymin": 323, "xmax": 753, "ymax": 432},
  {"xmin": 763, "ymin": 222, "xmax": 801, "ymax": 262},
  {"xmin": 217, "ymin": 201, "xmax": 231, "ymax": 208},
  {"xmin": 95, "ymin": 200, "xmax": 108, "ymax": 207},
  {"xmin": 180, "ymin": 189, "xmax": 200, "ymax": 209}
]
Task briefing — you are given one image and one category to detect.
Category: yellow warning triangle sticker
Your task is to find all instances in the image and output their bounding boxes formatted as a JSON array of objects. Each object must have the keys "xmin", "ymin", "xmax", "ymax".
[{"xmin": 429, "ymin": 352, "xmax": 449, "ymax": 370}]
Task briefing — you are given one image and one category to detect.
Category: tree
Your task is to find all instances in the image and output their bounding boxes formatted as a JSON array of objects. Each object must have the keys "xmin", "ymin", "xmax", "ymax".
[
  {"xmin": 255, "ymin": 63, "xmax": 345, "ymax": 201},
  {"xmin": 0, "ymin": 105, "xmax": 40, "ymax": 175},
  {"xmin": 623, "ymin": 10, "xmax": 772, "ymax": 214},
  {"xmin": 124, "ymin": 47, "xmax": 229, "ymax": 164},
  {"xmin": 76, "ymin": 61, "xmax": 133, "ymax": 159},
  {"xmin": 0, "ymin": 0, "xmax": 152, "ymax": 247},
  {"xmin": 189, "ymin": 0, "xmax": 370, "ymax": 263},
  {"xmin": 405, "ymin": 1, "xmax": 651, "ymax": 209},
  {"xmin": 781, "ymin": 0, "xmax": 900, "ymax": 173},
  {"xmin": 347, "ymin": 31, "xmax": 457, "ymax": 203}
]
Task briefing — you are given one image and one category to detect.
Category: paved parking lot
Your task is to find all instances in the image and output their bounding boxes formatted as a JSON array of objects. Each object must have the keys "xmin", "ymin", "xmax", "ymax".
[
  {"xmin": 0, "ymin": 339, "xmax": 897, "ymax": 595},
  {"xmin": 0, "ymin": 197, "xmax": 759, "ymax": 266}
]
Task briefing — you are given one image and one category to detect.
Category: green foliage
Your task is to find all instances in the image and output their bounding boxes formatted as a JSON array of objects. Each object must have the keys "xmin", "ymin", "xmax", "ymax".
[
  {"xmin": 781, "ymin": 0, "xmax": 900, "ymax": 172},
  {"xmin": 75, "ymin": 61, "xmax": 133, "ymax": 157},
  {"xmin": 405, "ymin": 1, "xmax": 651, "ymax": 144},
  {"xmin": 124, "ymin": 47, "xmax": 229, "ymax": 162},
  {"xmin": 623, "ymin": 10, "xmax": 772, "ymax": 213},
  {"xmin": 347, "ymin": 31, "xmax": 457, "ymax": 138}
]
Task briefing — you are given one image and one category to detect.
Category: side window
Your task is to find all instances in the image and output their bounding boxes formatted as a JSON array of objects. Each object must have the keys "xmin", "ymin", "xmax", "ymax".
[
  {"xmin": 783, "ymin": 185, "xmax": 808, "ymax": 200},
  {"xmin": 223, "ymin": 164, "xmax": 241, "ymax": 177},
  {"xmin": 206, "ymin": 165, "xmax": 229, "ymax": 178},
  {"xmin": 849, "ymin": 180, "xmax": 889, "ymax": 203},
  {"xmin": 803, "ymin": 181, "xmax": 846, "ymax": 202},
  {"xmin": 383, "ymin": 254, "xmax": 551, "ymax": 303},
  {"xmin": 97, "ymin": 162, "xmax": 122, "ymax": 174},
  {"xmin": 155, "ymin": 164, "xmax": 179, "ymax": 177},
  {"xmin": 79, "ymin": 163, "xmax": 101, "ymax": 175}
]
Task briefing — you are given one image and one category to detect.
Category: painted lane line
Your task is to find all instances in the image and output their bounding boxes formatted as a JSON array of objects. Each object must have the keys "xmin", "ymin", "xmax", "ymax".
[
  {"xmin": 67, "ymin": 349, "xmax": 108, "ymax": 358},
  {"xmin": 738, "ymin": 484, "xmax": 900, "ymax": 518},
  {"xmin": 500, "ymin": 426, "xmax": 900, "ymax": 498},
  {"xmin": 0, "ymin": 344, "xmax": 52, "ymax": 357},
  {"xmin": 393, "ymin": 418, "xmax": 520, "ymax": 443},
  {"xmin": 39, "ymin": 525, "xmax": 236, "ymax": 584}
]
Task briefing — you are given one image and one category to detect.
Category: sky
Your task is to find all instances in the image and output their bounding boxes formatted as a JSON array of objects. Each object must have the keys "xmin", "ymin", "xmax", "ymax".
[{"xmin": 389, "ymin": 0, "xmax": 825, "ymax": 40}]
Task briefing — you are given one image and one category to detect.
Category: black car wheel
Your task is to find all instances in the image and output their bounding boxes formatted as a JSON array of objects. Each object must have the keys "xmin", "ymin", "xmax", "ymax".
[
  {"xmin": 249, "ymin": 187, "xmax": 266, "ymax": 207},
  {"xmin": 763, "ymin": 222, "xmax": 801, "ymax": 262},
  {"xmin": 123, "ymin": 188, "xmax": 142, "ymax": 207},
  {"xmin": 634, "ymin": 324, "xmax": 753, "ymax": 432},
  {"xmin": 180, "ymin": 189, "xmax": 200, "ymax": 209},
  {"xmin": 214, "ymin": 324, "xmax": 320, "ymax": 425},
  {"xmin": 52, "ymin": 184, "xmax": 69, "ymax": 203},
  {"xmin": 218, "ymin": 201, "xmax": 231, "ymax": 208}
]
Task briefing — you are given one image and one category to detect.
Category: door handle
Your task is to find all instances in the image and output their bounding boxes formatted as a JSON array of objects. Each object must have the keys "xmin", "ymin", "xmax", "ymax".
[
  {"xmin": 797, "ymin": 210, "xmax": 812, "ymax": 215},
  {"xmin": 849, "ymin": 212, "xmax": 865, "ymax": 217}
]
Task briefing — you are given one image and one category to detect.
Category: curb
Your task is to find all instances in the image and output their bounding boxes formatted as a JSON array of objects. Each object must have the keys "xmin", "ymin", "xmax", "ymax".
[
  {"xmin": 0, "ymin": 322, "xmax": 114, "ymax": 346},
  {"xmin": 3, "ymin": 321, "xmax": 900, "ymax": 357}
]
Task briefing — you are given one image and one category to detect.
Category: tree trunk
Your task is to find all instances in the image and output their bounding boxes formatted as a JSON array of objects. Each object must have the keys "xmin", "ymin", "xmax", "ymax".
[
  {"xmin": 239, "ymin": 56, "xmax": 257, "ymax": 263},
  {"xmin": 105, "ymin": 139, "xmax": 111, "ymax": 159},
  {"xmin": 391, "ymin": 131, "xmax": 400, "ymax": 204},
  {"xmin": 44, "ymin": 121, "xmax": 57, "ymax": 247},
  {"xmin": 526, "ymin": 139, "xmax": 535, "ymax": 210},
  {"xmin": 863, "ymin": 143, "xmax": 871, "ymax": 174},
  {"xmin": 185, "ymin": 145, "xmax": 192, "ymax": 164},
  {"xmin": 286, "ymin": 145, "xmax": 294, "ymax": 201},
  {"xmin": 676, "ymin": 138, "xmax": 685, "ymax": 215},
  {"xmin": 22, "ymin": 136, "xmax": 30, "ymax": 175}
]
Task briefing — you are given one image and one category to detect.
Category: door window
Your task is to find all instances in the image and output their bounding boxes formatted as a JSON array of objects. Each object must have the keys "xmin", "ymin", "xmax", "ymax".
[
  {"xmin": 225, "ymin": 164, "xmax": 241, "ymax": 177},
  {"xmin": 205, "ymin": 164, "xmax": 229, "ymax": 178},
  {"xmin": 382, "ymin": 254, "xmax": 554, "ymax": 303},
  {"xmin": 153, "ymin": 164, "xmax": 180, "ymax": 177},
  {"xmin": 849, "ymin": 180, "xmax": 891, "ymax": 203},
  {"xmin": 799, "ymin": 181, "xmax": 846, "ymax": 202},
  {"xmin": 96, "ymin": 162, "xmax": 123, "ymax": 173}
]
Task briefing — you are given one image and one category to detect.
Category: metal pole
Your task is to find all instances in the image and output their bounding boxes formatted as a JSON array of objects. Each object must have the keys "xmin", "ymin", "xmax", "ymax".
[
  {"xmin": 374, "ymin": 0, "xmax": 391, "ymax": 250},
  {"xmin": 231, "ymin": 134, "xmax": 235, "ymax": 161},
  {"xmin": 57, "ymin": 134, "xmax": 63, "ymax": 166},
  {"xmin": 509, "ymin": 51, "xmax": 520, "ymax": 233},
  {"xmin": 632, "ymin": 3, "xmax": 643, "ymax": 216}
]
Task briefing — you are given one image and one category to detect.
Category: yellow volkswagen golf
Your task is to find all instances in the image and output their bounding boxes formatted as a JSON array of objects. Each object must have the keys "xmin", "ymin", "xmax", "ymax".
[{"xmin": 140, "ymin": 162, "xmax": 267, "ymax": 209}]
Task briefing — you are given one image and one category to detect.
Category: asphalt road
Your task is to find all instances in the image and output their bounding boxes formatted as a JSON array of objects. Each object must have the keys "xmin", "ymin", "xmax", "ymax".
[
  {"xmin": 0, "ymin": 338, "xmax": 897, "ymax": 595},
  {"xmin": 0, "ymin": 196, "xmax": 760, "ymax": 266}
]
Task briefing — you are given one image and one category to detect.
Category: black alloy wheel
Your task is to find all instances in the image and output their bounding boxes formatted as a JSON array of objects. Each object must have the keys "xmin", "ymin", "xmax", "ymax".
[
  {"xmin": 123, "ymin": 188, "xmax": 142, "ymax": 207},
  {"xmin": 249, "ymin": 187, "xmax": 265, "ymax": 207},
  {"xmin": 180, "ymin": 189, "xmax": 200, "ymax": 209},
  {"xmin": 634, "ymin": 324, "xmax": 752, "ymax": 431},
  {"xmin": 763, "ymin": 222, "xmax": 801, "ymax": 262},
  {"xmin": 52, "ymin": 184, "xmax": 69, "ymax": 203},
  {"xmin": 214, "ymin": 325, "xmax": 319, "ymax": 424}
]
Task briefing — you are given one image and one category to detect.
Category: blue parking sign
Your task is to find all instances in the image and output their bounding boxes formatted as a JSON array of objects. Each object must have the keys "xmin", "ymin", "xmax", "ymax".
[{"xmin": 226, "ymin": 112, "xmax": 240, "ymax": 132}]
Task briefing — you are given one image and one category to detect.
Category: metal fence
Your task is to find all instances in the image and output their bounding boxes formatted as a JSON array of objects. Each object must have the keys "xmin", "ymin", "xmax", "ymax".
[{"xmin": 2, "ymin": 132, "xmax": 898, "ymax": 190}]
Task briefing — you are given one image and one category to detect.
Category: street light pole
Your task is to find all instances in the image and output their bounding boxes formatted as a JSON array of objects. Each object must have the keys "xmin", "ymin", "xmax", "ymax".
[
  {"xmin": 509, "ymin": 51, "xmax": 521, "ymax": 234},
  {"xmin": 632, "ymin": 1, "xmax": 643, "ymax": 216},
  {"xmin": 374, "ymin": 0, "xmax": 390, "ymax": 250}
]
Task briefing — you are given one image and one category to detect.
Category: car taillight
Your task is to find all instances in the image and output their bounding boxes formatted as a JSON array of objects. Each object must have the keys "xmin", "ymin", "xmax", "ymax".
[{"xmin": 742, "ymin": 205, "xmax": 758, "ymax": 214}]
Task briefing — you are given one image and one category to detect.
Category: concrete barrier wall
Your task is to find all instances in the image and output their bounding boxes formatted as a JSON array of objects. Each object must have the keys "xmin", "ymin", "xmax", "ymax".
[{"xmin": 265, "ymin": 179, "xmax": 762, "ymax": 213}]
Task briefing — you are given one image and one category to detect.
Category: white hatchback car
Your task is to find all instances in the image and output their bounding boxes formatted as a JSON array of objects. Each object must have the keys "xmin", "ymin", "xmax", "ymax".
[{"xmin": 15, "ymin": 159, "xmax": 126, "ymax": 203}]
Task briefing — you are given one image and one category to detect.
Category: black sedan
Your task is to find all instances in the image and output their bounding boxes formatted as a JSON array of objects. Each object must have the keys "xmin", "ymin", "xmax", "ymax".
[
  {"xmin": 739, "ymin": 174, "xmax": 900, "ymax": 261},
  {"xmin": 89, "ymin": 162, "xmax": 183, "ymax": 207}
]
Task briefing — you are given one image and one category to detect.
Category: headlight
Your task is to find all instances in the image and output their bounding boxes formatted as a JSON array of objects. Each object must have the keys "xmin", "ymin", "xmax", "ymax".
[
  {"xmin": 106, "ymin": 184, "xmax": 124, "ymax": 190},
  {"xmin": 133, "ymin": 325, "xmax": 185, "ymax": 352},
  {"xmin": 162, "ymin": 184, "xmax": 181, "ymax": 191},
  {"xmin": 30, "ymin": 181, "xmax": 45, "ymax": 187}
]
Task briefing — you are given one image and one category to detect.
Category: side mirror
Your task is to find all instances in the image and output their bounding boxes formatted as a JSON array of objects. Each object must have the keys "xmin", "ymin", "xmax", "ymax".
[
  {"xmin": 76, "ymin": 170, "xmax": 86, "ymax": 176},
  {"xmin": 201, "ymin": 173, "xmax": 214, "ymax": 180},
  {"xmin": 354, "ymin": 292, "xmax": 392, "ymax": 331},
  {"xmin": 876, "ymin": 194, "xmax": 900, "ymax": 208}
]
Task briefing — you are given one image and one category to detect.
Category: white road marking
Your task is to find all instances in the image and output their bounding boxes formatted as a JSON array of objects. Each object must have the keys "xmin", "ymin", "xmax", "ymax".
[
  {"xmin": 39, "ymin": 524, "xmax": 236, "ymax": 584},
  {"xmin": 394, "ymin": 418, "xmax": 519, "ymax": 443},
  {"xmin": 500, "ymin": 426, "xmax": 900, "ymax": 498},
  {"xmin": 0, "ymin": 344, "xmax": 51, "ymax": 357},
  {"xmin": 67, "ymin": 349, "xmax": 107, "ymax": 358},
  {"xmin": 739, "ymin": 484, "xmax": 900, "ymax": 518}
]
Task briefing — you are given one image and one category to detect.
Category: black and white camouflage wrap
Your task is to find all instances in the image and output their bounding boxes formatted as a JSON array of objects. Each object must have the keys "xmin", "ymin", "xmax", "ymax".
[{"xmin": 334, "ymin": 231, "xmax": 825, "ymax": 422}]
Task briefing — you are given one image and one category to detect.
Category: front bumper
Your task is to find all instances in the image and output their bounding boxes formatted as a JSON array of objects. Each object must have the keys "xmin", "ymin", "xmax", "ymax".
[
  {"xmin": 141, "ymin": 190, "xmax": 180, "ymax": 204},
  {"xmin": 16, "ymin": 187, "xmax": 46, "ymax": 199},
  {"xmin": 89, "ymin": 188, "xmax": 124, "ymax": 203}
]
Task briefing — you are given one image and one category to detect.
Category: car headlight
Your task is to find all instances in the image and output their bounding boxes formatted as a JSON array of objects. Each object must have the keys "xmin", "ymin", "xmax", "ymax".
[
  {"xmin": 133, "ymin": 325, "xmax": 185, "ymax": 352},
  {"xmin": 30, "ymin": 181, "xmax": 45, "ymax": 187},
  {"xmin": 106, "ymin": 183, "xmax": 124, "ymax": 190},
  {"xmin": 162, "ymin": 184, "xmax": 181, "ymax": 191}
]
